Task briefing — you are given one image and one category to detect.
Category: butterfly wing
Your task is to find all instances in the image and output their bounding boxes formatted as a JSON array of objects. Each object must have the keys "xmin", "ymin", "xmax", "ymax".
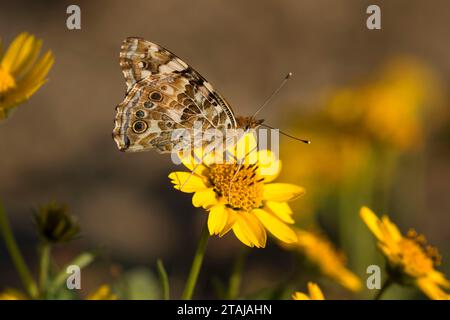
[{"xmin": 113, "ymin": 37, "xmax": 237, "ymax": 153}]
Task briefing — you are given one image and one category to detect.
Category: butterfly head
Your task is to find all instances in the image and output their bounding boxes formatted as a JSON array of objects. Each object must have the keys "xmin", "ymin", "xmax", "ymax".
[{"xmin": 236, "ymin": 116, "xmax": 264, "ymax": 131}]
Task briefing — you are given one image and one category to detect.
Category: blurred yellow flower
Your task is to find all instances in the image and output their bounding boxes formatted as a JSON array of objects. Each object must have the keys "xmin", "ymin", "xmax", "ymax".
[
  {"xmin": 0, "ymin": 289, "xmax": 27, "ymax": 300},
  {"xmin": 87, "ymin": 284, "xmax": 118, "ymax": 300},
  {"xmin": 292, "ymin": 282, "xmax": 325, "ymax": 300},
  {"xmin": 326, "ymin": 58, "xmax": 443, "ymax": 151},
  {"xmin": 0, "ymin": 32, "xmax": 54, "ymax": 120},
  {"xmin": 293, "ymin": 229, "xmax": 361, "ymax": 292},
  {"xmin": 169, "ymin": 133, "xmax": 303, "ymax": 248},
  {"xmin": 360, "ymin": 206, "xmax": 450, "ymax": 300}
]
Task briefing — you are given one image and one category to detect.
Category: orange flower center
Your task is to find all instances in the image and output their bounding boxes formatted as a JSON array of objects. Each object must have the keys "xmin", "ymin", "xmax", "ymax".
[
  {"xmin": 397, "ymin": 229, "xmax": 441, "ymax": 277},
  {"xmin": 209, "ymin": 163, "xmax": 264, "ymax": 212},
  {"xmin": 0, "ymin": 67, "xmax": 16, "ymax": 94}
]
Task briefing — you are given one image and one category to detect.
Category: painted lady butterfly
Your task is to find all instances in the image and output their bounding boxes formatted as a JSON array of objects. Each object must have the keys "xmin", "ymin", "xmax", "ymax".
[{"xmin": 113, "ymin": 37, "xmax": 263, "ymax": 153}]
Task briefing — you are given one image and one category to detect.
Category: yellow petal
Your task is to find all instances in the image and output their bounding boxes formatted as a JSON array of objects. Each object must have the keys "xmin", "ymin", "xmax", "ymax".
[
  {"xmin": 253, "ymin": 208, "xmax": 297, "ymax": 244},
  {"xmin": 17, "ymin": 50, "xmax": 54, "ymax": 88},
  {"xmin": 9, "ymin": 34, "xmax": 42, "ymax": 76},
  {"xmin": 168, "ymin": 171, "xmax": 208, "ymax": 193},
  {"xmin": 359, "ymin": 206, "xmax": 385, "ymax": 242},
  {"xmin": 378, "ymin": 243, "xmax": 400, "ymax": 263},
  {"xmin": 335, "ymin": 268, "xmax": 362, "ymax": 292},
  {"xmin": 87, "ymin": 285, "xmax": 118, "ymax": 300},
  {"xmin": 232, "ymin": 219, "xmax": 253, "ymax": 247},
  {"xmin": 232, "ymin": 212, "xmax": 267, "ymax": 248},
  {"xmin": 177, "ymin": 149, "xmax": 208, "ymax": 173},
  {"xmin": 265, "ymin": 201, "xmax": 294, "ymax": 224},
  {"xmin": 263, "ymin": 183, "xmax": 305, "ymax": 202},
  {"xmin": 381, "ymin": 215, "xmax": 402, "ymax": 242},
  {"xmin": 219, "ymin": 208, "xmax": 237, "ymax": 237},
  {"xmin": 192, "ymin": 188, "xmax": 217, "ymax": 208},
  {"xmin": 5, "ymin": 50, "xmax": 54, "ymax": 109},
  {"xmin": 228, "ymin": 131, "xmax": 258, "ymax": 164},
  {"xmin": 416, "ymin": 278, "xmax": 450, "ymax": 300},
  {"xmin": 308, "ymin": 282, "xmax": 325, "ymax": 300},
  {"xmin": 1, "ymin": 33, "xmax": 28, "ymax": 71},
  {"xmin": 428, "ymin": 271, "xmax": 450, "ymax": 289},
  {"xmin": 256, "ymin": 149, "xmax": 281, "ymax": 183},
  {"xmin": 292, "ymin": 292, "xmax": 310, "ymax": 300},
  {"xmin": 208, "ymin": 205, "xmax": 229, "ymax": 235},
  {"xmin": 13, "ymin": 37, "xmax": 42, "ymax": 78}
]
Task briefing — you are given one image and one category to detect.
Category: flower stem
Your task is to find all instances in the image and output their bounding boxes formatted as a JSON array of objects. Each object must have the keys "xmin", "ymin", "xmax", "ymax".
[
  {"xmin": 38, "ymin": 242, "xmax": 51, "ymax": 297},
  {"xmin": 156, "ymin": 259, "xmax": 170, "ymax": 300},
  {"xmin": 0, "ymin": 199, "xmax": 38, "ymax": 298},
  {"xmin": 181, "ymin": 221, "xmax": 210, "ymax": 300},
  {"xmin": 47, "ymin": 252, "xmax": 95, "ymax": 294},
  {"xmin": 374, "ymin": 277, "xmax": 393, "ymax": 300},
  {"xmin": 227, "ymin": 247, "xmax": 247, "ymax": 299}
]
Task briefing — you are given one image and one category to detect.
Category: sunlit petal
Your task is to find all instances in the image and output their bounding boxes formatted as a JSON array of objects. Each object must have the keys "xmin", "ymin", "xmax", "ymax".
[
  {"xmin": 168, "ymin": 172, "xmax": 208, "ymax": 193},
  {"xmin": 192, "ymin": 188, "xmax": 217, "ymax": 208},
  {"xmin": 253, "ymin": 208, "xmax": 297, "ymax": 244},
  {"xmin": 263, "ymin": 183, "xmax": 305, "ymax": 202},
  {"xmin": 265, "ymin": 201, "xmax": 294, "ymax": 224},
  {"xmin": 208, "ymin": 205, "xmax": 229, "ymax": 235}
]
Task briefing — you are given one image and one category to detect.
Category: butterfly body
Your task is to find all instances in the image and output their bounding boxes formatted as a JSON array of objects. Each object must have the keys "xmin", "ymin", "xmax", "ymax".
[{"xmin": 113, "ymin": 37, "xmax": 263, "ymax": 153}]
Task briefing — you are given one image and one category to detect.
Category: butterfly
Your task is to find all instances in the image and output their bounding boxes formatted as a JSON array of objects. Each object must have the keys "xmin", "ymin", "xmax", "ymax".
[{"xmin": 113, "ymin": 37, "xmax": 264, "ymax": 153}]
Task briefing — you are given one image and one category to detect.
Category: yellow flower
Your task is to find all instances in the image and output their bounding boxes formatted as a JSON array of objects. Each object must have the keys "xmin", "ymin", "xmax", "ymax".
[
  {"xmin": 292, "ymin": 282, "xmax": 325, "ymax": 300},
  {"xmin": 87, "ymin": 285, "xmax": 118, "ymax": 300},
  {"xmin": 169, "ymin": 133, "xmax": 304, "ymax": 248},
  {"xmin": 0, "ymin": 32, "xmax": 54, "ymax": 120},
  {"xmin": 294, "ymin": 229, "xmax": 361, "ymax": 292},
  {"xmin": 360, "ymin": 206, "xmax": 450, "ymax": 300},
  {"xmin": 0, "ymin": 289, "xmax": 28, "ymax": 300},
  {"xmin": 326, "ymin": 58, "xmax": 443, "ymax": 151}
]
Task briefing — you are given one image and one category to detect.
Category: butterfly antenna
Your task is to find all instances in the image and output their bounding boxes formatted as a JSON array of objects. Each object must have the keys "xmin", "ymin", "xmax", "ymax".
[
  {"xmin": 261, "ymin": 123, "xmax": 310, "ymax": 144},
  {"xmin": 251, "ymin": 72, "xmax": 293, "ymax": 119}
]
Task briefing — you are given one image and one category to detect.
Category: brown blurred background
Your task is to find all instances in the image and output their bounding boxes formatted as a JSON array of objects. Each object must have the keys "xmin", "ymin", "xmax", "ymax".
[{"xmin": 0, "ymin": 0, "xmax": 449, "ymax": 298}]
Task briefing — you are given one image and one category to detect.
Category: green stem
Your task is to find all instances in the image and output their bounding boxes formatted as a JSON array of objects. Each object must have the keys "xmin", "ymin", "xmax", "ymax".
[
  {"xmin": 156, "ymin": 259, "xmax": 170, "ymax": 300},
  {"xmin": 38, "ymin": 242, "xmax": 51, "ymax": 297},
  {"xmin": 227, "ymin": 248, "xmax": 247, "ymax": 299},
  {"xmin": 47, "ymin": 251, "xmax": 95, "ymax": 294},
  {"xmin": 181, "ymin": 221, "xmax": 210, "ymax": 300},
  {"xmin": 374, "ymin": 277, "xmax": 393, "ymax": 300},
  {"xmin": 0, "ymin": 199, "xmax": 38, "ymax": 298}
]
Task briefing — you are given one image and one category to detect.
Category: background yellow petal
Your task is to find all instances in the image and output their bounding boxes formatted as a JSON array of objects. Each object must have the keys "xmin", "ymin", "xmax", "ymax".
[
  {"xmin": 9, "ymin": 34, "xmax": 42, "ymax": 76},
  {"xmin": 1, "ymin": 32, "xmax": 28, "ymax": 71},
  {"xmin": 429, "ymin": 271, "xmax": 450, "ymax": 288},
  {"xmin": 334, "ymin": 268, "xmax": 362, "ymax": 292},
  {"xmin": 416, "ymin": 278, "xmax": 450, "ymax": 300},
  {"xmin": 308, "ymin": 282, "xmax": 325, "ymax": 300},
  {"xmin": 3, "ymin": 50, "xmax": 54, "ymax": 112},
  {"xmin": 263, "ymin": 183, "xmax": 305, "ymax": 202},
  {"xmin": 292, "ymin": 292, "xmax": 310, "ymax": 300},
  {"xmin": 15, "ymin": 50, "xmax": 54, "ymax": 93},
  {"xmin": 381, "ymin": 215, "xmax": 403, "ymax": 241},
  {"xmin": 359, "ymin": 206, "xmax": 385, "ymax": 242},
  {"xmin": 13, "ymin": 37, "xmax": 42, "ymax": 78},
  {"xmin": 253, "ymin": 208, "xmax": 297, "ymax": 244}
]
